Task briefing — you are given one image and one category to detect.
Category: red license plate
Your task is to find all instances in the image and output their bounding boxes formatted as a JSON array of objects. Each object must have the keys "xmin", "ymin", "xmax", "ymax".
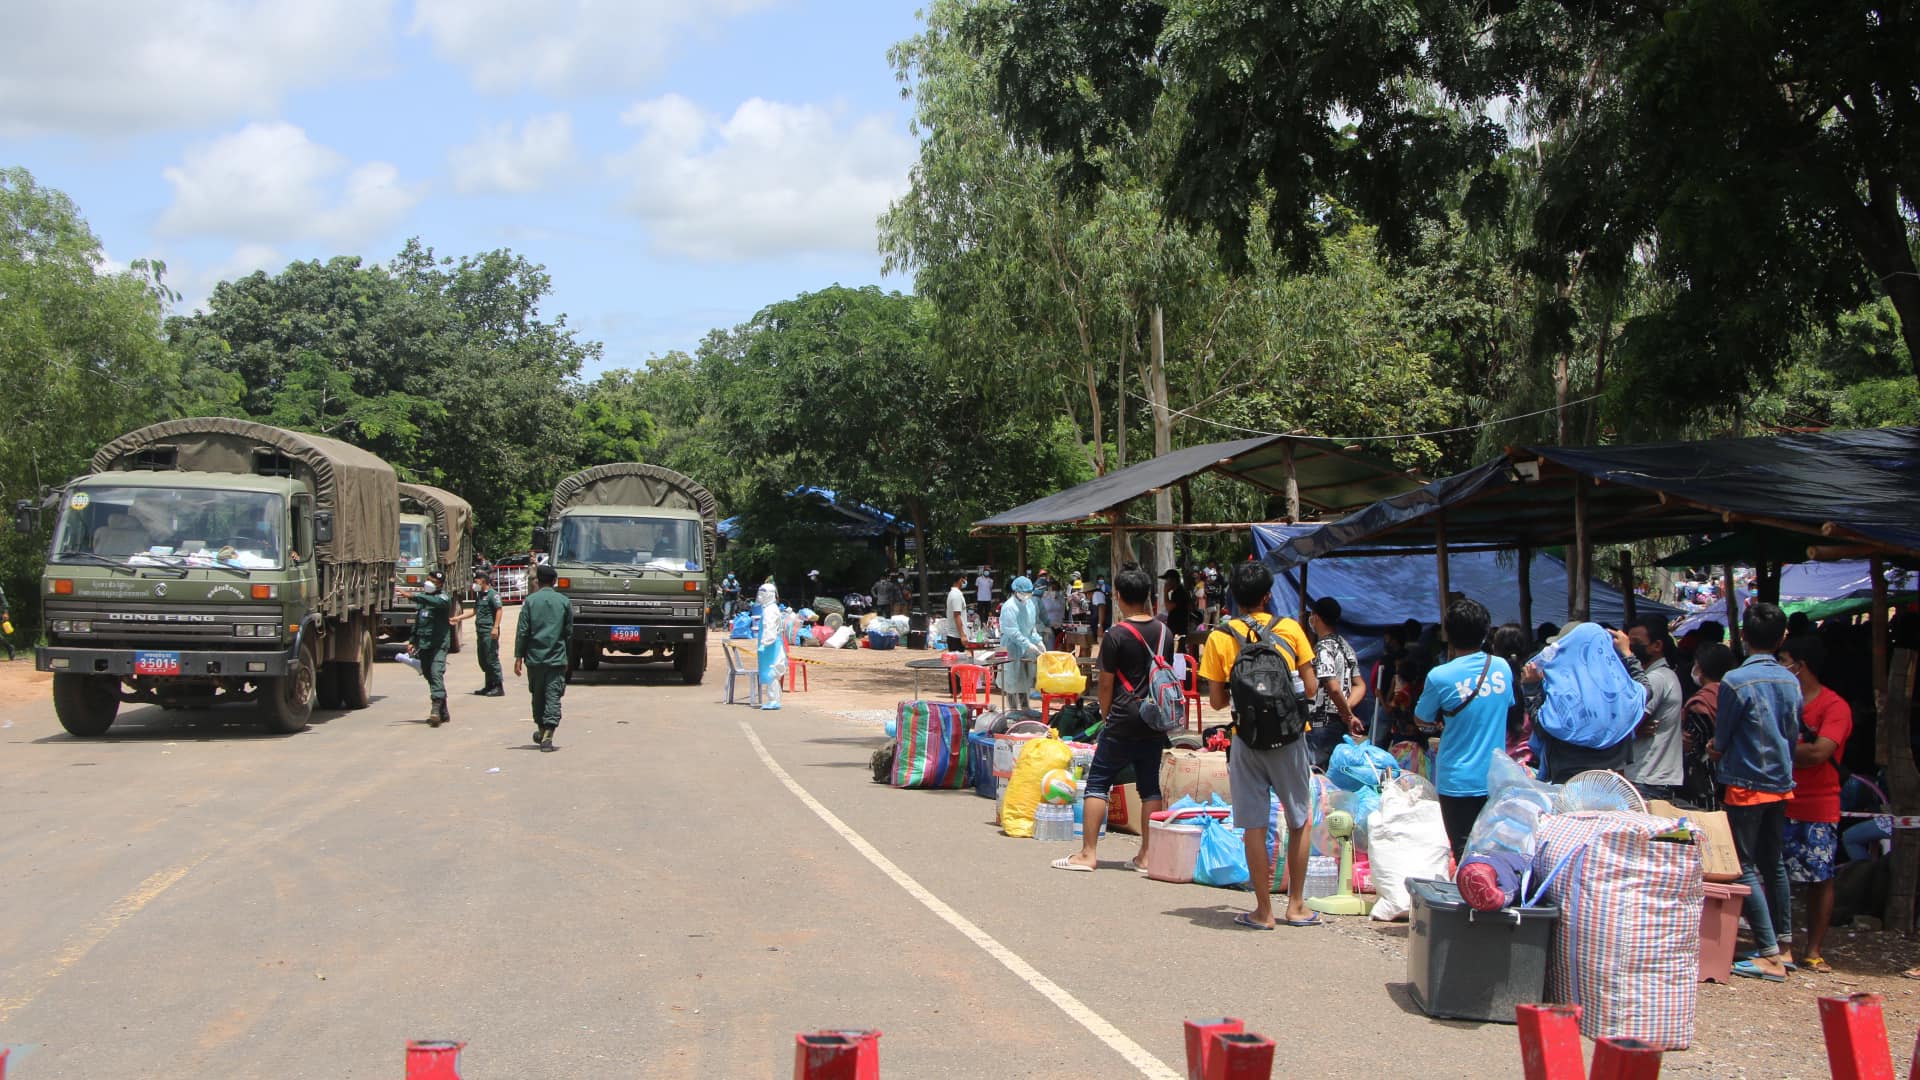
[{"xmin": 610, "ymin": 626, "xmax": 642, "ymax": 642}]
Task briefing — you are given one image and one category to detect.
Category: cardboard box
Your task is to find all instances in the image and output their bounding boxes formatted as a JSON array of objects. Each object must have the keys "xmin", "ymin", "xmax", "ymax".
[
  {"xmin": 1160, "ymin": 749, "xmax": 1231, "ymax": 806},
  {"xmin": 1647, "ymin": 800, "xmax": 1742, "ymax": 882}
]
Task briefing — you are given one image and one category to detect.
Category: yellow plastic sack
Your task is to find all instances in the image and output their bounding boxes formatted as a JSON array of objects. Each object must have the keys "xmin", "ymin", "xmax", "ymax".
[
  {"xmin": 1035, "ymin": 651, "xmax": 1086, "ymax": 694},
  {"xmin": 1001, "ymin": 735, "xmax": 1074, "ymax": 837}
]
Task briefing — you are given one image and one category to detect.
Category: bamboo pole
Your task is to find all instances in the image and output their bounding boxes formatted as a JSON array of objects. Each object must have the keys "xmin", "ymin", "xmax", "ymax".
[{"xmin": 1282, "ymin": 441, "xmax": 1300, "ymax": 522}]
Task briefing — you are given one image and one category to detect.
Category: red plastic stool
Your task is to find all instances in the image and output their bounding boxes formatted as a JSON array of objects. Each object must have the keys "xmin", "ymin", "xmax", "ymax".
[{"xmin": 1039, "ymin": 692, "xmax": 1078, "ymax": 724}]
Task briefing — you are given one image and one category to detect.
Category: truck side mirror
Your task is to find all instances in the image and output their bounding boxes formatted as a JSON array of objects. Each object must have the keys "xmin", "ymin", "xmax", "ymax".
[
  {"xmin": 532, "ymin": 527, "xmax": 550, "ymax": 552},
  {"xmin": 12, "ymin": 500, "xmax": 34, "ymax": 535},
  {"xmin": 313, "ymin": 510, "xmax": 334, "ymax": 544},
  {"xmin": 437, "ymin": 527, "xmax": 451, "ymax": 553}
]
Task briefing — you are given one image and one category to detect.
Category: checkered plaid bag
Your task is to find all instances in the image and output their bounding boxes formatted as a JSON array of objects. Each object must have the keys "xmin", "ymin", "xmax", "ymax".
[
  {"xmin": 1532, "ymin": 811, "xmax": 1705, "ymax": 1050},
  {"xmin": 890, "ymin": 700, "xmax": 972, "ymax": 789}
]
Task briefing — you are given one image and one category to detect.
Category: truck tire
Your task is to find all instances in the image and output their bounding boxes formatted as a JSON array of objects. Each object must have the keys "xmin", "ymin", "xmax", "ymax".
[
  {"xmin": 676, "ymin": 641, "xmax": 707, "ymax": 686},
  {"xmin": 337, "ymin": 625, "xmax": 374, "ymax": 710},
  {"xmin": 260, "ymin": 640, "xmax": 317, "ymax": 734},
  {"xmin": 52, "ymin": 674, "xmax": 120, "ymax": 737}
]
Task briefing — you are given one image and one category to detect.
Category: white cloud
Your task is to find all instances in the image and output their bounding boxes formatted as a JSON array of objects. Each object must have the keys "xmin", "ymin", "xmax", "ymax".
[
  {"xmin": 157, "ymin": 122, "xmax": 424, "ymax": 246},
  {"xmin": 449, "ymin": 113, "xmax": 577, "ymax": 195},
  {"xmin": 0, "ymin": 0, "xmax": 392, "ymax": 136},
  {"xmin": 410, "ymin": 0, "xmax": 775, "ymax": 95},
  {"xmin": 609, "ymin": 95, "xmax": 913, "ymax": 261}
]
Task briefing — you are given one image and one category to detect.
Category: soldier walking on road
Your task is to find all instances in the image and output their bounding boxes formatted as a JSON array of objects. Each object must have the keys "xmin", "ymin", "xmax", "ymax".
[
  {"xmin": 516, "ymin": 563, "xmax": 573, "ymax": 750},
  {"xmin": 469, "ymin": 571, "xmax": 505, "ymax": 697},
  {"xmin": 408, "ymin": 569, "xmax": 468, "ymax": 727}
]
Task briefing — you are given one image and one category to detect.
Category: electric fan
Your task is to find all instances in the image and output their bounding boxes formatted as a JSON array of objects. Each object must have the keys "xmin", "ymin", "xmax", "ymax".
[{"xmin": 1554, "ymin": 770, "xmax": 1647, "ymax": 814}]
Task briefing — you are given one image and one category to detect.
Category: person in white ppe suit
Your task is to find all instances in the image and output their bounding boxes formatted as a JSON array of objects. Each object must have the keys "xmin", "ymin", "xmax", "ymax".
[
  {"xmin": 999, "ymin": 575, "xmax": 1044, "ymax": 711},
  {"xmin": 756, "ymin": 581, "xmax": 788, "ymax": 710}
]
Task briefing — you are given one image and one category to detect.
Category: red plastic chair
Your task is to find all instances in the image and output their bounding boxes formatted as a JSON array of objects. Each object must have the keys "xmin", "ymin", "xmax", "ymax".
[
  {"xmin": 1182, "ymin": 666, "xmax": 1205, "ymax": 731},
  {"xmin": 951, "ymin": 663, "xmax": 994, "ymax": 716},
  {"xmin": 1039, "ymin": 692, "xmax": 1079, "ymax": 724}
]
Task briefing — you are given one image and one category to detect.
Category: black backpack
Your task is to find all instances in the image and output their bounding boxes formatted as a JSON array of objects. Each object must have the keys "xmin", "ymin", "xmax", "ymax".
[{"xmin": 1228, "ymin": 617, "xmax": 1308, "ymax": 750}]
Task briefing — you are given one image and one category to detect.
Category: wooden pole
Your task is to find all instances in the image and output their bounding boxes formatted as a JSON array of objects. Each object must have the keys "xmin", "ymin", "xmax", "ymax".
[
  {"xmin": 1435, "ymin": 511, "xmax": 1452, "ymax": 640},
  {"xmin": 1724, "ymin": 563, "xmax": 1743, "ymax": 657},
  {"xmin": 1299, "ymin": 562, "xmax": 1311, "ymax": 622},
  {"xmin": 1178, "ymin": 479, "xmax": 1194, "ymax": 580},
  {"xmin": 1620, "ymin": 550, "xmax": 1637, "ymax": 625},
  {"xmin": 1570, "ymin": 478, "xmax": 1591, "ymax": 622},
  {"xmin": 1518, "ymin": 543, "xmax": 1534, "ymax": 638},
  {"xmin": 1282, "ymin": 441, "xmax": 1300, "ymax": 522},
  {"xmin": 1106, "ymin": 510, "xmax": 1127, "ymax": 578},
  {"xmin": 1872, "ymin": 555, "xmax": 1890, "ymax": 719},
  {"xmin": 1883, "ymin": 648, "xmax": 1918, "ymax": 932},
  {"xmin": 1016, "ymin": 526, "xmax": 1028, "ymax": 577}
]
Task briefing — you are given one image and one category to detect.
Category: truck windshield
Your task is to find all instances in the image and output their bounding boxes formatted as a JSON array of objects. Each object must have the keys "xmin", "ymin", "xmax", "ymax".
[
  {"xmin": 52, "ymin": 486, "xmax": 286, "ymax": 570},
  {"xmin": 397, "ymin": 522, "xmax": 429, "ymax": 568},
  {"xmin": 556, "ymin": 515, "xmax": 702, "ymax": 571}
]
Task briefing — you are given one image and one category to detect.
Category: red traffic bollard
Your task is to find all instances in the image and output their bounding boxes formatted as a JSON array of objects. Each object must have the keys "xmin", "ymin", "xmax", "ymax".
[
  {"xmin": 1184, "ymin": 1017, "xmax": 1244, "ymax": 1080},
  {"xmin": 1589, "ymin": 1037, "xmax": 1663, "ymax": 1080},
  {"xmin": 1204, "ymin": 1032, "xmax": 1274, "ymax": 1080},
  {"xmin": 1820, "ymin": 993, "xmax": 1896, "ymax": 1080},
  {"xmin": 1517, "ymin": 1003, "xmax": 1586, "ymax": 1080},
  {"xmin": 794, "ymin": 1033, "xmax": 863, "ymax": 1080},
  {"xmin": 405, "ymin": 1039, "xmax": 465, "ymax": 1080},
  {"xmin": 829, "ymin": 1029, "xmax": 881, "ymax": 1080}
]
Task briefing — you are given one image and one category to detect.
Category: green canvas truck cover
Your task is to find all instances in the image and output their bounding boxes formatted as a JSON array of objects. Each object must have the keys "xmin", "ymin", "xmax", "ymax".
[
  {"xmin": 549, "ymin": 463, "xmax": 718, "ymax": 567},
  {"xmin": 397, "ymin": 481, "xmax": 473, "ymax": 594}
]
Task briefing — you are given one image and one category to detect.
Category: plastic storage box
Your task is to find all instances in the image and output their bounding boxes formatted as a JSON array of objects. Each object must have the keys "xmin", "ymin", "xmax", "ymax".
[
  {"xmin": 1698, "ymin": 880, "xmax": 1753, "ymax": 983},
  {"xmin": 967, "ymin": 733, "xmax": 997, "ymax": 799},
  {"xmin": 1407, "ymin": 877, "xmax": 1559, "ymax": 1023}
]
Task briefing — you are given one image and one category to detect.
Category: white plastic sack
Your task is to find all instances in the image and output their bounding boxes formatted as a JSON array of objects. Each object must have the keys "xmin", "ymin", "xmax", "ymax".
[
  {"xmin": 1368, "ymin": 776, "xmax": 1453, "ymax": 921},
  {"xmin": 826, "ymin": 625, "xmax": 854, "ymax": 649}
]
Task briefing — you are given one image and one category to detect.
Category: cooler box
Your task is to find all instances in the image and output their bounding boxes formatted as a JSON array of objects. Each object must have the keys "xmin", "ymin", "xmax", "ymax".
[
  {"xmin": 1145, "ymin": 808, "xmax": 1229, "ymax": 883},
  {"xmin": 967, "ymin": 733, "xmax": 997, "ymax": 799},
  {"xmin": 1407, "ymin": 878, "xmax": 1559, "ymax": 1024},
  {"xmin": 1698, "ymin": 881, "xmax": 1752, "ymax": 983}
]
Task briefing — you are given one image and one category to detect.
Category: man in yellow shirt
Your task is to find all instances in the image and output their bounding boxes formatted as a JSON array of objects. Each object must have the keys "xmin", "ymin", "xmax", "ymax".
[{"xmin": 1199, "ymin": 560, "xmax": 1322, "ymax": 929}]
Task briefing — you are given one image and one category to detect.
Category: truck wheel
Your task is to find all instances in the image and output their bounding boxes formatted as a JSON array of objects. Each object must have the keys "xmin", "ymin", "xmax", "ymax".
[
  {"xmin": 52, "ymin": 674, "xmax": 121, "ymax": 737},
  {"xmin": 337, "ymin": 626, "xmax": 374, "ymax": 710},
  {"xmin": 676, "ymin": 641, "xmax": 708, "ymax": 686},
  {"xmin": 260, "ymin": 640, "xmax": 317, "ymax": 734}
]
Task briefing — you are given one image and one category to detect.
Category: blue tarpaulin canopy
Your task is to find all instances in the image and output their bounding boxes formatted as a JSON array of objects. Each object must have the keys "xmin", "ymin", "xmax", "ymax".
[{"xmin": 1251, "ymin": 525, "xmax": 1682, "ymax": 665}]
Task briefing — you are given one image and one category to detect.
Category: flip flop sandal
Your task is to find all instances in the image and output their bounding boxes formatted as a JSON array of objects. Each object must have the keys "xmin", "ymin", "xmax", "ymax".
[
  {"xmin": 1050, "ymin": 857, "xmax": 1094, "ymax": 872},
  {"xmin": 1801, "ymin": 957, "xmax": 1832, "ymax": 974},
  {"xmin": 1232, "ymin": 913, "xmax": 1277, "ymax": 931},
  {"xmin": 1124, "ymin": 860, "xmax": 1150, "ymax": 874},
  {"xmin": 1738, "ymin": 951, "xmax": 1798, "ymax": 972},
  {"xmin": 1731, "ymin": 959, "xmax": 1787, "ymax": 983},
  {"xmin": 1283, "ymin": 913, "xmax": 1327, "ymax": 928}
]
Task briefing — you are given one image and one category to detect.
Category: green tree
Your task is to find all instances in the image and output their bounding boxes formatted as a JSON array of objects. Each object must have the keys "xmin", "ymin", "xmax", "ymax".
[
  {"xmin": 572, "ymin": 369, "xmax": 661, "ymax": 467},
  {"xmin": 0, "ymin": 168, "xmax": 239, "ymax": 629}
]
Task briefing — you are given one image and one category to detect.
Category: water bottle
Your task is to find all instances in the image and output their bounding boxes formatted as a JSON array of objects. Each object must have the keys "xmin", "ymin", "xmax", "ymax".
[{"xmin": 1291, "ymin": 670, "xmax": 1307, "ymax": 698}]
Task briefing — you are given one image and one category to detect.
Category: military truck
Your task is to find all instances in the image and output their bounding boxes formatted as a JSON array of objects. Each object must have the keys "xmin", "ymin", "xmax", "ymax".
[
  {"xmin": 376, "ymin": 482, "xmax": 473, "ymax": 652},
  {"xmin": 21, "ymin": 418, "xmax": 399, "ymax": 736},
  {"xmin": 535, "ymin": 464, "xmax": 716, "ymax": 684}
]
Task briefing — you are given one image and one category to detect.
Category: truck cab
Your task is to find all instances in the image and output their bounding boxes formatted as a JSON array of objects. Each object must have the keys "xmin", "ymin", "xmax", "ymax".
[
  {"xmin": 543, "ymin": 503, "xmax": 708, "ymax": 680},
  {"xmin": 376, "ymin": 511, "xmax": 463, "ymax": 651},
  {"xmin": 37, "ymin": 471, "xmax": 322, "ymax": 733}
]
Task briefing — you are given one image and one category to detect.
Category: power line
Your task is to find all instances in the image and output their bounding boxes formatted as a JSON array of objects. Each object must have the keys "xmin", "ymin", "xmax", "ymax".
[{"xmin": 1126, "ymin": 389, "xmax": 1605, "ymax": 443}]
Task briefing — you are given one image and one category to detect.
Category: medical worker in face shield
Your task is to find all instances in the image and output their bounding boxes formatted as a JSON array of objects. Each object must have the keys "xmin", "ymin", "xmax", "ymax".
[
  {"xmin": 999, "ymin": 575, "xmax": 1044, "ymax": 711},
  {"xmin": 756, "ymin": 581, "xmax": 788, "ymax": 710}
]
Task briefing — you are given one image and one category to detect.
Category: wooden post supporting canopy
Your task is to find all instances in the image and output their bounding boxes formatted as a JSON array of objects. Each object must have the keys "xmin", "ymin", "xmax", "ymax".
[
  {"xmin": 1435, "ymin": 511, "xmax": 1452, "ymax": 641},
  {"xmin": 1282, "ymin": 441, "xmax": 1300, "ymax": 523},
  {"xmin": 1016, "ymin": 526, "xmax": 1028, "ymax": 577},
  {"xmin": 1872, "ymin": 556, "xmax": 1890, "ymax": 718},
  {"xmin": 1570, "ymin": 478, "xmax": 1591, "ymax": 623},
  {"xmin": 1724, "ymin": 563, "xmax": 1742, "ymax": 657},
  {"xmin": 1518, "ymin": 543, "xmax": 1534, "ymax": 638},
  {"xmin": 1620, "ymin": 551, "xmax": 1637, "ymax": 625}
]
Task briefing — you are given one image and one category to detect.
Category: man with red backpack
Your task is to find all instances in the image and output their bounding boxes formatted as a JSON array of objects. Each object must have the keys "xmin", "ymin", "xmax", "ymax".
[{"xmin": 1052, "ymin": 565, "xmax": 1178, "ymax": 873}]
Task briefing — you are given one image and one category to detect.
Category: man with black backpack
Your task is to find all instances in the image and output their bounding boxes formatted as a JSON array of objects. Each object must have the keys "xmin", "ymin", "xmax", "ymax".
[
  {"xmin": 1199, "ymin": 560, "xmax": 1322, "ymax": 929},
  {"xmin": 1052, "ymin": 566, "xmax": 1179, "ymax": 873}
]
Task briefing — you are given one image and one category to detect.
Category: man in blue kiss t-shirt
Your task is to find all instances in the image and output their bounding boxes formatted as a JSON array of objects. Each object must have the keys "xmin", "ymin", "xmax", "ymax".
[{"xmin": 1415, "ymin": 596, "xmax": 1516, "ymax": 858}]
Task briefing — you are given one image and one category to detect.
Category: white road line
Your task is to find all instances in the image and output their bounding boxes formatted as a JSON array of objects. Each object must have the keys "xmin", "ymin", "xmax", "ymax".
[{"xmin": 740, "ymin": 722, "xmax": 1181, "ymax": 1080}]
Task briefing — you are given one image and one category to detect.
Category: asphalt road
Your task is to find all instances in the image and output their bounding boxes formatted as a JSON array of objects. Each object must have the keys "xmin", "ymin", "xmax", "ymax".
[{"xmin": 0, "ymin": 631, "xmax": 1524, "ymax": 1079}]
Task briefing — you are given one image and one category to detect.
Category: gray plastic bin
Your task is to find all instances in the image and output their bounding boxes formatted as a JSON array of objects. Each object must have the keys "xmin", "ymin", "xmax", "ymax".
[{"xmin": 1406, "ymin": 877, "xmax": 1558, "ymax": 1024}]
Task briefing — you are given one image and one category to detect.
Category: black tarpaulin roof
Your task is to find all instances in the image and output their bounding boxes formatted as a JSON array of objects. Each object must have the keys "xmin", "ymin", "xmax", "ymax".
[
  {"xmin": 974, "ymin": 434, "xmax": 1419, "ymax": 530},
  {"xmin": 1263, "ymin": 427, "xmax": 1920, "ymax": 570}
]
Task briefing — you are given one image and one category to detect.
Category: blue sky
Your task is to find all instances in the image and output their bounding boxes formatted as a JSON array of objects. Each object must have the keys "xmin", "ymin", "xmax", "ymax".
[{"xmin": 0, "ymin": 1, "xmax": 926, "ymax": 374}]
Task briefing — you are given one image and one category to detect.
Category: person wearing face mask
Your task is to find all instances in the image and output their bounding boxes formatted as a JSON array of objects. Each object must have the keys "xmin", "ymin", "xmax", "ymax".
[
  {"xmin": 407, "ymin": 569, "xmax": 461, "ymax": 727},
  {"xmin": 755, "ymin": 581, "xmax": 788, "ymax": 711},
  {"xmin": 1624, "ymin": 616, "xmax": 1686, "ymax": 801}
]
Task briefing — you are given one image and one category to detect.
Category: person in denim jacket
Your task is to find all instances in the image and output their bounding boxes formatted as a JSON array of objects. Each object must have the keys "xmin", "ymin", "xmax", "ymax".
[{"xmin": 1710, "ymin": 603, "xmax": 1803, "ymax": 981}]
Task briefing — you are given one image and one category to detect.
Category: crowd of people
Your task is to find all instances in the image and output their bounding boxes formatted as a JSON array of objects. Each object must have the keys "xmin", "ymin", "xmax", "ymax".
[{"xmin": 1010, "ymin": 553, "xmax": 1900, "ymax": 972}]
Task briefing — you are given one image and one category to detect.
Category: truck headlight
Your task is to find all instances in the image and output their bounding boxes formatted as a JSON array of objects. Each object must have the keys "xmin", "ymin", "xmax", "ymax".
[
  {"xmin": 50, "ymin": 619, "xmax": 71, "ymax": 633},
  {"xmin": 234, "ymin": 624, "xmax": 256, "ymax": 637},
  {"xmin": 72, "ymin": 621, "xmax": 91, "ymax": 633}
]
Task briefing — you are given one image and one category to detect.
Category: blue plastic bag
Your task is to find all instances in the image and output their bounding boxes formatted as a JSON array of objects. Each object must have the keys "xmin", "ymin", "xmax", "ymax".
[
  {"xmin": 1193, "ymin": 817, "xmax": 1250, "ymax": 888},
  {"xmin": 1327, "ymin": 736, "xmax": 1399, "ymax": 792}
]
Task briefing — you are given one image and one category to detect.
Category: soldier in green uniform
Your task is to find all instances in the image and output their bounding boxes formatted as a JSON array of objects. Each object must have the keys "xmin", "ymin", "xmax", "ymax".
[
  {"xmin": 515, "ymin": 563, "xmax": 573, "ymax": 750},
  {"xmin": 468, "ymin": 570, "xmax": 505, "ymax": 696},
  {"xmin": 407, "ymin": 569, "xmax": 465, "ymax": 727}
]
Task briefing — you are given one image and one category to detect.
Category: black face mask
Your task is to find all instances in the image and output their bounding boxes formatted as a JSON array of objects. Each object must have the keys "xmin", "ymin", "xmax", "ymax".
[{"xmin": 1630, "ymin": 643, "xmax": 1653, "ymax": 666}]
